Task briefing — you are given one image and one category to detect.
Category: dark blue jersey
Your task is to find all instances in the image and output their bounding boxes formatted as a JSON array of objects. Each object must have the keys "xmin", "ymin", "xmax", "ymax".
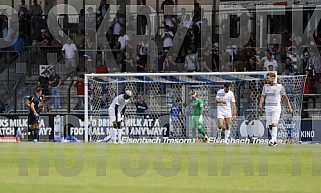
[
  {"xmin": 136, "ymin": 102, "xmax": 148, "ymax": 114},
  {"xmin": 29, "ymin": 95, "xmax": 42, "ymax": 114}
]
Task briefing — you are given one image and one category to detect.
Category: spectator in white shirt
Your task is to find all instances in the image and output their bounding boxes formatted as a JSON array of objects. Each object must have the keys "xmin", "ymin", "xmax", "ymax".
[
  {"xmin": 161, "ymin": 25, "xmax": 174, "ymax": 52},
  {"xmin": 163, "ymin": 15, "xmax": 176, "ymax": 31},
  {"xmin": 183, "ymin": 14, "xmax": 193, "ymax": 30},
  {"xmin": 116, "ymin": 29, "xmax": 130, "ymax": 72},
  {"xmin": 62, "ymin": 38, "xmax": 78, "ymax": 79}
]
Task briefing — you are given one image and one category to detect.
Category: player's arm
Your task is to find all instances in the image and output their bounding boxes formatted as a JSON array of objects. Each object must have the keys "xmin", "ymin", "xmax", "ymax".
[
  {"xmin": 25, "ymin": 96, "xmax": 33, "ymax": 108},
  {"xmin": 178, "ymin": 108, "xmax": 183, "ymax": 118},
  {"xmin": 215, "ymin": 97, "xmax": 226, "ymax": 104},
  {"xmin": 215, "ymin": 97, "xmax": 223, "ymax": 103},
  {"xmin": 259, "ymin": 86, "xmax": 266, "ymax": 110},
  {"xmin": 283, "ymin": 94, "xmax": 293, "ymax": 113},
  {"xmin": 199, "ymin": 100, "xmax": 204, "ymax": 115},
  {"xmin": 258, "ymin": 95, "xmax": 265, "ymax": 110},
  {"xmin": 232, "ymin": 93, "xmax": 237, "ymax": 116},
  {"xmin": 282, "ymin": 86, "xmax": 293, "ymax": 114},
  {"xmin": 232, "ymin": 102, "xmax": 237, "ymax": 116},
  {"xmin": 30, "ymin": 102, "xmax": 38, "ymax": 117},
  {"xmin": 198, "ymin": 102, "xmax": 204, "ymax": 124},
  {"xmin": 25, "ymin": 99, "xmax": 31, "ymax": 108}
]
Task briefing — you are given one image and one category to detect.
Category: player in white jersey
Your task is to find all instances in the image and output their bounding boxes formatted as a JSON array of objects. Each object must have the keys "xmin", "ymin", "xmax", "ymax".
[
  {"xmin": 215, "ymin": 83, "xmax": 237, "ymax": 144},
  {"xmin": 259, "ymin": 73, "xmax": 293, "ymax": 146},
  {"xmin": 108, "ymin": 90, "xmax": 133, "ymax": 144}
]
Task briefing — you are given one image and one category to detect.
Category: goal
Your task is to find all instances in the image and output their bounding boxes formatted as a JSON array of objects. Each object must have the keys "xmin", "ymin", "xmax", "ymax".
[{"xmin": 84, "ymin": 72, "xmax": 306, "ymax": 144}]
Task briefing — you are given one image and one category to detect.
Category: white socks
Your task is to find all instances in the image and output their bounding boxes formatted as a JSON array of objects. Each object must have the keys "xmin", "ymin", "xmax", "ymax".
[
  {"xmin": 113, "ymin": 129, "xmax": 123, "ymax": 143},
  {"xmin": 118, "ymin": 129, "xmax": 123, "ymax": 143},
  {"xmin": 246, "ymin": 125, "xmax": 253, "ymax": 137},
  {"xmin": 225, "ymin": 130, "xmax": 231, "ymax": 141},
  {"xmin": 271, "ymin": 127, "xmax": 277, "ymax": 142},
  {"xmin": 113, "ymin": 129, "xmax": 118, "ymax": 142},
  {"xmin": 217, "ymin": 128, "xmax": 222, "ymax": 139}
]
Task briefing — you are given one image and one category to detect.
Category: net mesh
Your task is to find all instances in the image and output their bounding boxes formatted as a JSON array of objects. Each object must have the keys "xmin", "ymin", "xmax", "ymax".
[{"xmin": 85, "ymin": 73, "xmax": 306, "ymax": 143}]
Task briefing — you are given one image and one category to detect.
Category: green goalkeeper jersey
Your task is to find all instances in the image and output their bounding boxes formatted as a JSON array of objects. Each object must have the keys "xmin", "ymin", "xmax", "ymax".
[{"xmin": 192, "ymin": 98, "xmax": 204, "ymax": 116}]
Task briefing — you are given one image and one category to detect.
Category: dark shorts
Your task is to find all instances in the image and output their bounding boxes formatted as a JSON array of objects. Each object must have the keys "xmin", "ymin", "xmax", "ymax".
[{"xmin": 28, "ymin": 113, "xmax": 40, "ymax": 125}]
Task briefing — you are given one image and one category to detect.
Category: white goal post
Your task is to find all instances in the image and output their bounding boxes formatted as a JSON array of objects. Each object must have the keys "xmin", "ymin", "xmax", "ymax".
[{"xmin": 84, "ymin": 72, "xmax": 306, "ymax": 144}]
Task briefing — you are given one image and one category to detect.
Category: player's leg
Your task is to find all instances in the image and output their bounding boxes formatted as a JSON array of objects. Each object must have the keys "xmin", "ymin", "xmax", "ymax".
[
  {"xmin": 30, "ymin": 114, "xmax": 40, "ymax": 143},
  {"xmin": 195, "ymin": 115, "xmax": 209, "ymax": 143},
  {"xmin": 117, "ymin": 114, "xmax": 123, "ymax": 144},
  {"xmin": 117, "ymin": 125, "xmax": 123, "ymax": 144},
  {"xmin": 110, "ymin": 114, "xmax": 118, "ymax": 144},
  {"xmin": 246, "ymin": 124, "xmax": 254, "ymax": 139},
  {"xmin": 270, "ymin": 111, "xmax": 281, "ymax": 146},
  {"xmin": 224, "ymin": 117, "xmax": 232, "ymax": 144},
  {"xmin": 265, "ymin": 111, "xmax": 273, "ymax": 145},
  {"xmin": 245, "ymin": 113, "xmax": 254, "ymax": 139},
  {"xmin": 113, "ymin": 113, "xmax": 123, "ymax": 144},
  {"xmin": 27, "ymin": 114, "xmax": 33, "ymax": 141},
  {"xmin": 33, "ymin": 123, "xmax": 40, "ymax": 143},
  {"xmin": 30, "ymin": 117, "xmax": 40, "ymax": 143},
  {"xmin": 169, "ymin": 118, "xmax": 174, "ymax": 137},
  {"xmin": 217, "ymin": 117, "xmax": 224, "ymax": 139}
]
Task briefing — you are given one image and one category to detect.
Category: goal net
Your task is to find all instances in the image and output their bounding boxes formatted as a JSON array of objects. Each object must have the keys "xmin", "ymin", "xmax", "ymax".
[{"xmin": 84, "ymin": 72, "xmax": 306, "ymax": 144}]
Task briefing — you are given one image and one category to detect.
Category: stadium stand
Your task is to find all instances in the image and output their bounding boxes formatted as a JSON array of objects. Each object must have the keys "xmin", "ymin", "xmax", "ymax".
[{"xmin": 0, "ymin": 0, "xmax": 319, "ymax": 118}]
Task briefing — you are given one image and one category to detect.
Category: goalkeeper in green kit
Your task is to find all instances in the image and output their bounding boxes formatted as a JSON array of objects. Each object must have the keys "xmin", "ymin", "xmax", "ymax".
[{"xmin": 191, "ymin": 91, "xmax": 209, "ymax": 143}]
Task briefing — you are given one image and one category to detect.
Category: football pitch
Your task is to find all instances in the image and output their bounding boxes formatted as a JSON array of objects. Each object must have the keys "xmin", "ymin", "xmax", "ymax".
[{"xmin": 0, "ymin": 143, "xmax": 321, "ymax": 193}]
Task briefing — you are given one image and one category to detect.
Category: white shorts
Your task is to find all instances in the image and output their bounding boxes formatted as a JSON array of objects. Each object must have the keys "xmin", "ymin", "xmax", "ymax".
[
  {"xmin": 266, "ymin": 110, "xmax": 281, "ymax": 126},
  {"xmin": 217, "ymin": 112, "xmax": 232, "ymax": 119},
  {"xmin": 109, "ymin": 110, "xmax": 122, "ymax": 123}
]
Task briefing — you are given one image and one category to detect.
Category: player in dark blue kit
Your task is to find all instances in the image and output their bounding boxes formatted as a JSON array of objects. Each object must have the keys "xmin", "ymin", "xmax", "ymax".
[{"xmin": 28, "ymin": 87, "xmax": 44, "ymax": 143}]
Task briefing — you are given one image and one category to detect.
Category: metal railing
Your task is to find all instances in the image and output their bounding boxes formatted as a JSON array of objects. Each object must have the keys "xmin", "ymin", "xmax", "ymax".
[
  {"xmin": 24, "ymin": 45, "xmax": 66, "ymax": 76},
  {"xmin": 16, "ymin": 79, "xmax": 82, "ymax": 114},
  {"xmin": 0, "ymin": 51, "xmax": 22, "ymax": 96}
]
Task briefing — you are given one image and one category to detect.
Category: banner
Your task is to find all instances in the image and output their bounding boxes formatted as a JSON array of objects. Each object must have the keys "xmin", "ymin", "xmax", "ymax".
[
  {"xmin": 68, "ymin": 114, "xmax": 170, "ymax": 141},
  {"xmin": 0, "ymin": 115, "xmax": 52, "ymax": 141},
  {"xmin": 0, "ymin": 114, "xmax": 319, "ymax": 143},
  {"xmin": 300, "ymin": 119, "xmax": 321, "ymax": 142},
  {"xmin": 39, "ymin": 65, "xmax": 54, "ymax": 75},
  {"xmin": 0, "ymin": 114, "xmax": 82, "ymax": 142}
]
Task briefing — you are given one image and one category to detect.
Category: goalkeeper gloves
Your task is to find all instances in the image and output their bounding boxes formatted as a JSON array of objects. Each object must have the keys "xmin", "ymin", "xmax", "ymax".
[{"xmin": 198, "ymin": 115, "xmax": 203, "ymax": 125}]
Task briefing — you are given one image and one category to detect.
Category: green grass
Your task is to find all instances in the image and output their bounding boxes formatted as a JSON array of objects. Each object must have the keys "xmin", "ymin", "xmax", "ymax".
[{"xmin": 0, "ymin": 143, "xmax": 321, "ymax": 193}]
